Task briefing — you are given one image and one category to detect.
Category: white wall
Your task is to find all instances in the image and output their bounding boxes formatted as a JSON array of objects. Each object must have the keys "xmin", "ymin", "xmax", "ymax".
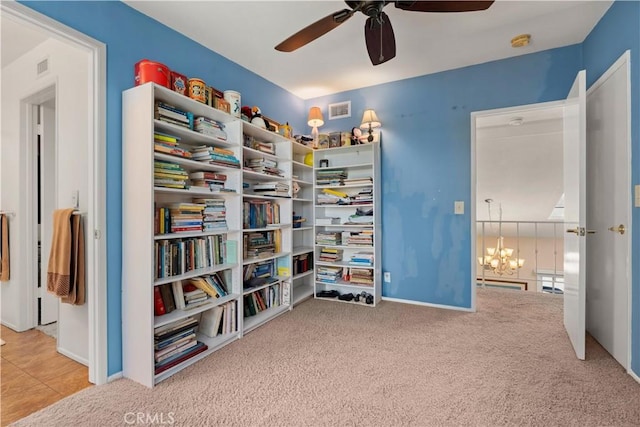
[{"xmin": 1, "ymin": 37, "xmax": 89, "ymax": 363}]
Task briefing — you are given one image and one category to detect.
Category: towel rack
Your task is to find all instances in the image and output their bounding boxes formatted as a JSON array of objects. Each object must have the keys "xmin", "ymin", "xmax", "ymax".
[
  {"xmin": 72, "ymin": 211, "xmax": 85, "ymax": 216},
  {"xmin": 0, "ymin": 211, "xmax": 15, "ymax": 217}
]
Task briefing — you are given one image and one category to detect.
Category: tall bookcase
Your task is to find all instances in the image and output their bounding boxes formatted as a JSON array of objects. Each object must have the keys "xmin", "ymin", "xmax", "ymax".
[
  {"xmin": 313, "ymin": 142, "xmax": 382, "ymax": 306},
  {"xmin": 122, "ymin": 83, "xmax": 295, "ymax": 386},
  {"xmin": 291, "ymin": 142, "xmax": 315, "ymax": 305}
]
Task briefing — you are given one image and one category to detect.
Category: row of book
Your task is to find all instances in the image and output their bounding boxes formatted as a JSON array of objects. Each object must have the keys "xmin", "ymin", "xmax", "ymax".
[
  {"xmin": 315, "ymin": 266, "xmax": 374, "ymax": 286},
  {"xmin": 154, "ymin": 101, "xmax": 194, "ymax": 130},
  {"xmin": 293, "ymin": 252, "xmax": 313, "ymax": 276},
  {"xmin": 154, "ymin": 234, "xmax": 227, "ymax": 280},
  {"xmin": 154, "ymin": 271, "xmax": 230, "ymax": 316},
  {"xmin": 349, "ymin": 251, "xmax": 374, "ymax": 267},
  {"xmin": 316, "ymin": 265, "xmax": 343, "ymax": 283},
  {"xmin": 315, "ymin": 230, "xmax": 373, "ymax": 247},
  {"xmin": 243, "ymin": 200, "xmax": 281, "ymax": 229},
  {"xmin": 316, "ymin": 187, "xmax": 373, "ymax": 206},
  {"xmin": 155, "ymin": 199, "xmax": 228, "ymax": 235},
  {"xmin": 154, "ymin": 317, "xmax": 206, "ymax": 375},
  {"xmin": 243, "ymin": 282, "xmax": 282, "ymax": 318}
]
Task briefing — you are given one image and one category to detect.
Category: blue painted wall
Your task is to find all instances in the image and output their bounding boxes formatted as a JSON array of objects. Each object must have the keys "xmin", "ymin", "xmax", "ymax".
[
  {"xmin": 306, "ymin": 46, "xmax": 582, "ymax": 308},
  {"xmin": 582, "ymin": 0, "xmax": 640, "ymax": 377},
  {"xmin": 22, "ymin": 1, "xmax": 305, "ymax": 376}
]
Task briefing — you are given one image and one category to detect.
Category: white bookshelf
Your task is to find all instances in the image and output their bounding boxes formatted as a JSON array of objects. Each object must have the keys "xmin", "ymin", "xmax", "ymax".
[
  {"xmin": 313, "ymin": 142, "xmax": 382, "ymax": 306},
  {"xmin": 291, "ymin": 141, "xmax": 315, "ymax": 306},
  {"xmin": 122, "ymin": 83, "xmax": 244, "ymax": 387},
  {"xmin": 240, "ymin": 121, "xmax": 293, "ymax": 331}
]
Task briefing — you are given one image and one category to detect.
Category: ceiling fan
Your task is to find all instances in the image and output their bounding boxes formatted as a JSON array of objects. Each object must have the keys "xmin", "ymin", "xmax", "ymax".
[{"xmin": 275, "ymin": 1, "xmax": 495, "ymax": 65}]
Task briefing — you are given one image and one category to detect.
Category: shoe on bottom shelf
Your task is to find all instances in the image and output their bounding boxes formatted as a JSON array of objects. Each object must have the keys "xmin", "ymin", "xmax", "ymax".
[
  {"xmin": 338, "ymin": 293, "xmax": 354, "ymax": 301},
  {"xmin": 316, "ymin": 290, "xmax": 340, "ymax": 298}
]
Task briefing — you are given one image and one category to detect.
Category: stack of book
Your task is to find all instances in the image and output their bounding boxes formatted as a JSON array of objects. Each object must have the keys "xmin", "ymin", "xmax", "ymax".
[
  {"xmin": 184, "ymin": 273, "xmax": 229, "ymax": 301},
  {"xmin": 319, "ymin": 247, "xmax": 343, "ymax": 262},
  {"xmin": 343, "ymin": 176, "xmax": 373, "ymax": 186},
  {"xmin": 343, "ymin": 230, "xmax": 373, "ymax": 247},
  {"xmin": 345, "ymin": 207, "xmax": 374, "ymax": 225},
  {"xmin": 250, "ymin": 181, "xmax": 290, "ymax": 197},
  {"xmin": 191, "ymin": 145, "xmax": 240, "ymax": 169},
  {"xmin": 153, "ymin": 317, "xmax": 207, "ymax": 375},
  {"xmin": 154, "ymin": 160, "xmax": 189, "ymax": 189},
  {"xmin": 154, "ymin": 132, "xmax": 191, "ymax": 158},
  {"xmin": 351, "ymin": 188, "xmax": 373, "ymax": 205},
  {"xmin": 349, "ymin": 268, "xmax": 374, "ymax": 286},
  {"xmin": 316, "ymin": 265, "xmax": 343, "ymax": 283},
  {"xmin": 168, "ymin": 202, "xmax": 205, "ymax": 233},
  {"xmin": 316, "ymin": 169, "xmax": 347, "ymax": 186},
  {"xmin": 349, "ymin": 251, "xmax": 374, "ymax": 267},
  {"xmin": 193, "ymin": 116, "xmax": 227, "ymax": 141},
  {"xmin": 154, "ymin": 101, "xmax": 194, "ymax": 130},
  {"xmin": 316, "ymin": 231, "xmax": 341, "ymax": 246},
  {"xmin": 189, "ymin": 171, "xmax": 228, "ymax": 192},
  {"xmin": 245, "ymin": 158, "xmax": 284, "ymax": 177},
  {"xmin": 243, "ymin": 231, "xmax": 276, "ymax": 259},
  {"xmin": 317, "ymin": 188, "xmax": 350, "ymax": 205},
  {"xmin": 244, "ymin": 135, "xmax": 275, "ymax": 154},
  {"xmin": 194, "ymin": 198, "xmax": 227, "ymax": 232}
]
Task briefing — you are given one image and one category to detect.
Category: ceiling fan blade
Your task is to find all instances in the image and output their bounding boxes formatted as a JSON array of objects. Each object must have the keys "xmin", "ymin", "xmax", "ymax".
[
  {"xmin": 394, "ymin": 1, "xmax": 494, "ymax": 12},
  {"xmin": 364, "ymin": 12, "xmax": 396, "ymax": 66},
  {"xmin": 275, "ymin": 9, "xmax": 355, "ymax": 52}
]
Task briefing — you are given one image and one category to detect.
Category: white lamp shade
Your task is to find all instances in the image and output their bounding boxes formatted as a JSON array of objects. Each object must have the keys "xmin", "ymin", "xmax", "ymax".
[{"xmin": 360, "ymin": 109, "xmax": 381, "ymax": 129}]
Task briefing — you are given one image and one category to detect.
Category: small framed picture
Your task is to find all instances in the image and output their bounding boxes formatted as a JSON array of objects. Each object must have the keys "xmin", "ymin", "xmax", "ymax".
[
  {"xmin": 318, "ymin": 133, "xmax": 330, "ymax": 149},
  {"xmin": 319, "ymin": 159, "xmax": 329, "ymax": 168},
  {"xmin": 329, "ymin": 132, "xmax": 341, "ymax": 148}
]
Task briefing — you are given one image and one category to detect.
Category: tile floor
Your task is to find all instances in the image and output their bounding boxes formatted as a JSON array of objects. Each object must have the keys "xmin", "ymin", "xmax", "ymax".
[{"xmin": 0, "ymin": 325, "xmax": 92, "ymax": 426}]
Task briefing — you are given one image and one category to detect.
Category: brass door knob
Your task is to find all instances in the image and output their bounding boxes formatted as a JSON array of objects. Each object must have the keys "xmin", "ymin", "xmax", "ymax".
[{"xmin": 608, "ymin": 224, "xmax": 625, "ymax": 235}]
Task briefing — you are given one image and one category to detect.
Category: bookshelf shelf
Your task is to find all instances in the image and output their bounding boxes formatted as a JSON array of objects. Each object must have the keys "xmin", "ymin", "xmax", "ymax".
[
  {"xmin": 242, "ymin": 276, "xmax": 289, "ymax": 296},
  {"xmin": 243, "ymin": 304, "xmax": 289, "ymax": 334},
  {"xmin": 242, "ymin": 169, "xmax": 290, "ymax": 182},
  {"xmin": 292, "ymin": 285, "xmax": 314, "ymax": 306},
  {"xmin": 242, "ymin": 146, "xmax": 280, "ymax": 162},
  {"xmin": 154, "ymin": 153, "xmax": 241, "ymax": 175},
  {"xmin": 153, "ymin": 332, "xmax": 240, "ymax": 383},
  {"xmin": 153, "ymin": 263, "xmax": 237, "ymax": 286},
  {"xmin": 154, "ymin": 186, "xmax": 238, "ymax": 197},
  {"xmin": 313, "ymin": 142, "xmax": 381, "ymax": 307},
  {"xmin": 154, "ymin": 229, "xmax": 237, "ymax": 241},
  {"xmin": 293, "ymin": 270, "xmax": 314, "ymax": 281},
  {"xmin": 294, "ymin": 226, "xmax": 314, "ymax": 232},
  {"xmin": 154, "ymin": 293, "xmax": 240, "ymax": 328},
  {"xmin": 242, "ymin": 251, "xmax": 291, "ymax": 265},
  {"xmin": 154, "ymin": 120, "xmax": 235, "ymax": 149},
  {"xmin": 292, "ymin": 246, "xmax": 314, "ymax": 256}
]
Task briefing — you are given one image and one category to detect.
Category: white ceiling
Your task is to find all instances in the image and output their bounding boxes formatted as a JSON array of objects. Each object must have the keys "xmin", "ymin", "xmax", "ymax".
[
  {"xmin": 124, "ymin": 0, "xmax": 612, "ymax": 99},
  {"xmin": 1, "ymin": 14, "xmax": 49, "ymax": 69}
]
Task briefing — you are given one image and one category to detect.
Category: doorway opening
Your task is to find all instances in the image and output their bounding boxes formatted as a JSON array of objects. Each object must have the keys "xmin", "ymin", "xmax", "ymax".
[{"xmin": 472, "ymin": 101, "xmax": 566, "ymax": 297}]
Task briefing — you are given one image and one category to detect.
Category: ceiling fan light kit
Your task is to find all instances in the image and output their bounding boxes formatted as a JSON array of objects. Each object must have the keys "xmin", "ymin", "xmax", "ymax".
[
  {"xmin": 511, "ymin": 34, "xmax": 531, "ymax": 48},
  {"xmin": 275, "ymin": 1, "xmax": 495, "ymax": 65}
]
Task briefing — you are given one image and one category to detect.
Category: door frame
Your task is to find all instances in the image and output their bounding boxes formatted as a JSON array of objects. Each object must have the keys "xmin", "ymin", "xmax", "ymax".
[
  {"xmin": 470, "ymin": 100, "xmax": 566, "ymax": 312},
  {"xmin": 2, "ymin": 1, "xmax": 108, "ymax": 385}
]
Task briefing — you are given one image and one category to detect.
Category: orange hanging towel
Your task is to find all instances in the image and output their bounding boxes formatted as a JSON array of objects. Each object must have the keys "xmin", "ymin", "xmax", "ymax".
[
  {"xmin": 0, "ymin": 214, "xmax": 9, "ymax": 281},
  {"xmin": 47, "ymin": 209, "xmax": 85, "ymax": 305}
]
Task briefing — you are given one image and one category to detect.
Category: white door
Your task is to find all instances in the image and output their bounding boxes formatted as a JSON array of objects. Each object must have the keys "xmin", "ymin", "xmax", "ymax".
[
  {"xmin": 585, "ymin": 52, "xmax": 630, "ymax": 369},
  {"xmin": 39, "ymin": 103, "xmax": 58, "ymax": 325},
  {"xmin": 563, "ymin": 70, "xmax": 587, "ymax": 360}
]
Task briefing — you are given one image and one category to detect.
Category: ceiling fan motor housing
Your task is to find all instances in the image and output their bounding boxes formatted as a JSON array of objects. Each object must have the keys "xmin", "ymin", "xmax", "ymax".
[{"xmin": 346, "ymin": 1, "xmax": 386, "ymax": 17}]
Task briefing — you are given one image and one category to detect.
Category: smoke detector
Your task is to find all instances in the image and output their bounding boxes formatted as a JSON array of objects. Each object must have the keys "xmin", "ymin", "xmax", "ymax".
[
  {"xmin": 508, "ymin": 117, "xmax": 524, "ymax": 126},
  {"xmin": 511, "ymin": 34, "xmax": 531, "ymax": 48}
]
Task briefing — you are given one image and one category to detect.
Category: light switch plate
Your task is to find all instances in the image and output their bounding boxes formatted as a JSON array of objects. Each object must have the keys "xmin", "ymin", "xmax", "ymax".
[{"xmin": 454, "ymin": 201, "xmax": 464, "ymax": 215}]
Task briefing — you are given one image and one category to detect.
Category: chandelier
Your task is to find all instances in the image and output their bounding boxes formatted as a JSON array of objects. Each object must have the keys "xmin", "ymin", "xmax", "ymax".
[{"xmin": 478, "ymin": 200, "xmax": 525, "ymax": 276}]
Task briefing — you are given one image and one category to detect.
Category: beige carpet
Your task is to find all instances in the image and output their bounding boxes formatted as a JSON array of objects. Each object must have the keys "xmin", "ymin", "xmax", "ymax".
[{"xmin": 12, "ymin": 288, "xmax": 640, "ymax": 426}]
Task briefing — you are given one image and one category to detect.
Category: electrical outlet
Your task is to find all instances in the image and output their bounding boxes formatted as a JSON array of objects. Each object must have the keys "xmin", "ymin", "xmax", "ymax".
[
  {"xmin": 454, "ymin": 201, "xmax": 464, "ymax": 215},
  {"xmin": 384, "ymin": 272, "xmax": 391, "ymax": 282}
]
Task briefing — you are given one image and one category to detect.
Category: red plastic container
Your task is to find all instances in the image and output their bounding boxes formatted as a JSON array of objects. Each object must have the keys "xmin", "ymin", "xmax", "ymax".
[{"xmin": 134, "ymin": 59, "xmax": 170, "ymax": 88}]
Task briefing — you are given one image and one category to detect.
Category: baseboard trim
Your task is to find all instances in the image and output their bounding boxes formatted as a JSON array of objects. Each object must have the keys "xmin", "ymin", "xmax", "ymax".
[
  {"xmin": 628, "ymin": 368, "xmax": 640, "ymax": 384},
  {"xmin": 381, "ymin": 296, "xmax": 474, "ymax": 312},
  {"xmin": 107, "ymin": 371, "xmax": 123, "ymax": 382},
  {"xmin": 57, "ymin": 347, "xmax": 89, "ymax": 366}
]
